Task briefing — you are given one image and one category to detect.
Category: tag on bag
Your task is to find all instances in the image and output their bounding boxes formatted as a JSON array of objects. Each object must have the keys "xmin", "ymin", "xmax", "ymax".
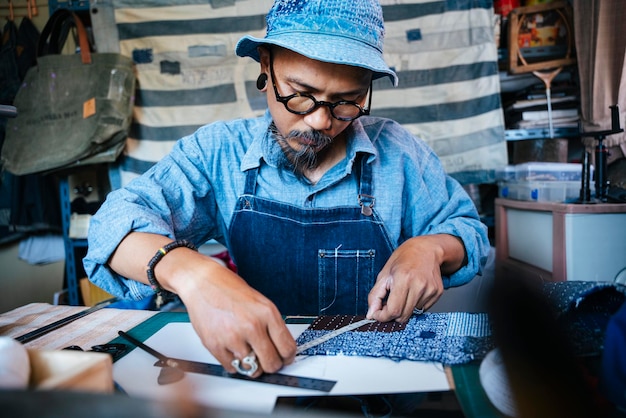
[{"xmin": 1, "ymin": 9, "xmax": 135, "ymax": 176}]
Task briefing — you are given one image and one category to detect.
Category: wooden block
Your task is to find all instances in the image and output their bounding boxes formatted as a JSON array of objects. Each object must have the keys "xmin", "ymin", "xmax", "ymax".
[{"xmin": 28, "ymin": 349, "xmax": 113, "ymax": 393}]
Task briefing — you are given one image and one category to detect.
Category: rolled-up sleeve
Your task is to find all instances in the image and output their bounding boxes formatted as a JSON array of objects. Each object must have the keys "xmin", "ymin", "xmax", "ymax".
[
  {"xmin": 83, "ymin": 133, "xmax": 225, "ymax": 300},
  {"xmin": 405, "ymin": 149, "xmax": 490, "ymax": 288}
]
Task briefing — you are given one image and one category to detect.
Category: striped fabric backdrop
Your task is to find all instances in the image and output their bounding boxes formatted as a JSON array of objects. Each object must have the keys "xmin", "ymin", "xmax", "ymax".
[{"xmin": 106, "ymin": 0, "xmax": 507, "ymax": 187}]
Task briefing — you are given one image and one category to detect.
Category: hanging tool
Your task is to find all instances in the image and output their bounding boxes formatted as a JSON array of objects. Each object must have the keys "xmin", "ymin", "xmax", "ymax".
[{"xmin": 532, "ymin": 67, "xmax": 563, "ymax": 138}]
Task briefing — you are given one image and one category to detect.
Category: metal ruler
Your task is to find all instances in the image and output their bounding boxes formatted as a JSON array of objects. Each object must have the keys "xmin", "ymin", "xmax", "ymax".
[
  {"xmin": 154, "ymin": 357, "xmax": 337, "ymax": 392},
  {"xmin": 119, "ymin": 330, "xmax": 337, "ymax": 392},
  {"xmin": 118, "ymin": 318, "xmax": 374, "ymax": 393}
]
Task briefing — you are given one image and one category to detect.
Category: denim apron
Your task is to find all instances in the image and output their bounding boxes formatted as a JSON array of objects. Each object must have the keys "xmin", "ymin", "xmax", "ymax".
[{"xmin": 228, "ymin": 155, "xmax": 395, "ymax": 316}]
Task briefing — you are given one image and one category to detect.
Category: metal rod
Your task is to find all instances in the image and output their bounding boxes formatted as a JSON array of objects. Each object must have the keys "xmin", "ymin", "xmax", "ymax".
[
  {"xmin": 546, "ymin": 86, "xmax": 554, "ymax": 138},
  {"xmin": 117, "ymin": 330, "xmax": 169, "ymax": 362},
  {"xmin": 15, "ymin": 298, "xmax": 118, "ymax": 344}
]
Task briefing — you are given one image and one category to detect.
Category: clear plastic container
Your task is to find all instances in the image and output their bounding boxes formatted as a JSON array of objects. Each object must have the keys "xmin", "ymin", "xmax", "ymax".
[
  {"xmin": 498, "ymin": 180, "xmax": 591, "ymax": 203},
  {"xmin": 495, "ymin": 165, "xmax": 516, "ymax": 182},
  {"xmin": 513, "ymin": 162, "xmax": 590, "ymax": 182}
]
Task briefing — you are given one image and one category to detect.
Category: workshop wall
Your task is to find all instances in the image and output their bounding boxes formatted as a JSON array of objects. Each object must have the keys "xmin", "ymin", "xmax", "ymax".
[
  {"xmin": 1, "ymin": 0, "xmax": 508, "ymax": 310},
  {"xmin": 99, "ymin": 0, "xmax": 506, "ymax": 187}
]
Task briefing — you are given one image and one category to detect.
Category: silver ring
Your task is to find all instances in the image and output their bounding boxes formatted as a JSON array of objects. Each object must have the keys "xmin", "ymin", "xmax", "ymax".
[
  {"xmin": 231, "ymin": 351, "xmax": 258, "ymax": 376},
  {"xmin": 413, "ymin": 307, "xmax": 425, "ymax": 315}
]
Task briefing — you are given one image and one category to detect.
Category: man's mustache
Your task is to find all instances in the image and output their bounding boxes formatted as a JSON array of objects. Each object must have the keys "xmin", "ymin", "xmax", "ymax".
[{"xmin": 286, "ymin": 129, "xmax": 333, "ymax": 148}]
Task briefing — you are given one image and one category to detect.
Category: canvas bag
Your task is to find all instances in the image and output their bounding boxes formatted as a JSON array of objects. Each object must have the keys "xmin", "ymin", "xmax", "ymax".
[{"xmin": 1, "ymin": 9, "xmax": 135, "ymax": 176}]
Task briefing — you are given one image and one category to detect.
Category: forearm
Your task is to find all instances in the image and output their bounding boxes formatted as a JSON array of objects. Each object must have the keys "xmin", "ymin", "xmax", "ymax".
[
  {"xmin": 108, "ymin": 232, "xmax": 223, "ymax": 295},
  {"xmin": 409, "ymin": 233, "xmax": 467, "ymax": 276},
  {"xmin": 108, "ymin": 233, "xmax": 295, "ymax": 376}
]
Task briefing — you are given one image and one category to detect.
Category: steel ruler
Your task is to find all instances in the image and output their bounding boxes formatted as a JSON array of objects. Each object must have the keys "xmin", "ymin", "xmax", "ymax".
[{"xmin": 118, "ymin": 318, "xmax": 375, "ymax": 392}]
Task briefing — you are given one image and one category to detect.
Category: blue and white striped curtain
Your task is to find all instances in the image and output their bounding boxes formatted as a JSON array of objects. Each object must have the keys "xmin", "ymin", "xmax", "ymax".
[{"xmin": 108, "ymin": 0, "xmax": 507, "ymax": 186}]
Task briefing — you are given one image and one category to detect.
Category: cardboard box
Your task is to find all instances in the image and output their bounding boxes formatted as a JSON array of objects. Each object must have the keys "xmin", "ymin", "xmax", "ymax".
[{"xmin": 28, "ymin": 349, "xmax": 113, "ymax": 393}]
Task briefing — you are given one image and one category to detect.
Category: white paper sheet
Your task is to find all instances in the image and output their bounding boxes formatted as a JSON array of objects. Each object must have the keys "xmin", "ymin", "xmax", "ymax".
[{"xmin": 113, "ymin": 322, "xmax": 450, "ymax": 414}]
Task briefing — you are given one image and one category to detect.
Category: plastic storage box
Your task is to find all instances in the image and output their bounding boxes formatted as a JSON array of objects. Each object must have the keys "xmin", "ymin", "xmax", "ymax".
[
  {"xmin": 498, "ymin": 180, "xmax": 592, "ymax": 203},
  {"xmin": 513, "ymin": 162, "xmax": 588, "ymax": 181},
  {"xmin": 495, "ymin": 165, "xmax": 516, "ymax": 182},
  {"xmin": 497, "ymin": 162, "xmax": 595, "ymax": 203}
]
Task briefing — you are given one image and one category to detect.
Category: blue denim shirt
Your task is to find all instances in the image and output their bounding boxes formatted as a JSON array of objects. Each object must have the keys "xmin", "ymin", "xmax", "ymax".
[{"xmin": 84, "ymin": 110, "xmax": 490, "ymax": 301}]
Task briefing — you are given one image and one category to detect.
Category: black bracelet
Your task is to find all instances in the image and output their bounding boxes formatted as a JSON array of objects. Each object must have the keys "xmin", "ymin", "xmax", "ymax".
[{"xmin": 146, "ymin": 239, "xmax": 197, "ymax": 306}]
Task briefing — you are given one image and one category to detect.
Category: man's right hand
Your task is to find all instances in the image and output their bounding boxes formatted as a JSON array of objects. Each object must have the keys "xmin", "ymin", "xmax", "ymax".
[
  {"xmin": 109, "ymin": 232, "xmax": 296, "ymax": 376},
  {"xmin": 172, "ymin": 253, "xmax": 297, "ymax": 376}
]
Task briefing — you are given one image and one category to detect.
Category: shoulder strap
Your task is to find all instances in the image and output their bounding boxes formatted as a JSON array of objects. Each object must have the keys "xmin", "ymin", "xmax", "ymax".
[{"xmin": 37, "ymin": 9, "xmax": 91, "ymax": 64}]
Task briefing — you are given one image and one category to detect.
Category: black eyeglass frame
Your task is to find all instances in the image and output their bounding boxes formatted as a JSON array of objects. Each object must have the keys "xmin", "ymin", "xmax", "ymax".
[{"xmin": 268, "ymin": 51, "xmax": 372, "ymax": 122}]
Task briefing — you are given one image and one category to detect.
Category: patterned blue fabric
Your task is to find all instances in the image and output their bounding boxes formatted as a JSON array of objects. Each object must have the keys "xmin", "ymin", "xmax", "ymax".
[
  {"xmin": 545, "ymin": 281, "xmax": 626, "ymax": 357},
  {"xmin": 295, "ymin": 313, "xmax": 493, "ymax": 365},
  {"xmin": 294, "ymin": 282, "xmax": 626, "ymax": 365},
  {"xmin": 543, "ymin": 281, "xmax": 626, "ymax": 315}
]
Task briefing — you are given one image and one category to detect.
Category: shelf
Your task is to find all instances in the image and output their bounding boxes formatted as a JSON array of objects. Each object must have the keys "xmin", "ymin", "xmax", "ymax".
[
  {"xmin": 505, "ymin": 127, "xmax": 579, "ymax": 141},
  {"xmin": 59, "ymin": 165, "xmax": 111, "ymax": 306}
]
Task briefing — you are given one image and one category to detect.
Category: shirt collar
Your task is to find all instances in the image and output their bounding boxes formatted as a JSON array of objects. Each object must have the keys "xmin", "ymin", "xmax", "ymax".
[{"xmin": 240, "ymin": 109, "xmax": 377, "ymax": 173}]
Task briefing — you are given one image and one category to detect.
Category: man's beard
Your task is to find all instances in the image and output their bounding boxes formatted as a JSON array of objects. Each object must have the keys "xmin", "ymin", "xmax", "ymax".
[{"xmin": 269, "ymin": 122, "xmax": 333, "ymax": 179}]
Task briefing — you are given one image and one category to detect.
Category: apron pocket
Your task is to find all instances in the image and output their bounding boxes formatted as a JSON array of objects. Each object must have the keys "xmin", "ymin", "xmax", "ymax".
[{"xmin": 317, "ymin": 249, "xmax": 377, "ymax": 315}]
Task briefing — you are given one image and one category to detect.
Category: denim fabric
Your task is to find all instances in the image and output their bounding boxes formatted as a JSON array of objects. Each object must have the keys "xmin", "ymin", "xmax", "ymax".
[
  {"xmin": 228, "ymin": 156, "xmax": 394, "ymax": 315},
  {"xmin": 545, "ymin": 281, "xmax": 626, "ymax": 357},
  {"xmin": 294, "ymin": 282, "xmax": 626, "ymax": 365},
  {"xmin": 543, "ymin": 281, "xmax": 626, "ymax": 315},
  {"xmin": 84, "ymin": 110, "xmax": 489, "ymax": 301},
  {"xmin": 601, "ymin": 300, "xmax": 626, "ymax": 411},
  {"xmin": 295, "ymin": 313, "xmax": 493, "ymax": 365}
]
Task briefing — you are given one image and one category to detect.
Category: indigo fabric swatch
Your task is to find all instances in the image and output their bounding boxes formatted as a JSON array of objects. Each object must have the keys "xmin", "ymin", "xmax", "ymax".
[
  {"xmin": 544, "ymin": 281, "xmax": 626, "ymax": 356},
  {"xmin": 295, "ymin": 282, "xmax": 626, "ymax": 365},
  {"xmin": 296, "ymin": 312, "xmax": 493, "ymax": 365}
]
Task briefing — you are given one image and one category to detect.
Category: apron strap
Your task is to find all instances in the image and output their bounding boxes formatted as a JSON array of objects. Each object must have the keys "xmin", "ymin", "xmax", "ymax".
[
  {"xmin": 243, "ymin": 166, "xmax": 259, "ymax": 195},
  {"xmin": 355, "ymin": 153, "xmax": 375, "ymax": 215}
]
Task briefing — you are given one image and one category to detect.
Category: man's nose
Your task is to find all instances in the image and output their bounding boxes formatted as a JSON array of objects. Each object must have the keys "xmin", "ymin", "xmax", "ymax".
[{"xmin": 303, "ymin": 105, "xmax": 333, "ymax": 131}]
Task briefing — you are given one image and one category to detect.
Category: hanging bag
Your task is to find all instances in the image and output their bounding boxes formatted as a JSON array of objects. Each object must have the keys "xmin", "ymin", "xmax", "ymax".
[{"xmin": 1, "ymin": 9, "xmax": 135, "ymax": 175}]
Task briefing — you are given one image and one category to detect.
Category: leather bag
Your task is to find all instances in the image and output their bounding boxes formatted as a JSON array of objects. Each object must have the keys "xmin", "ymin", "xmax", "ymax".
[{"xmin": 1, "ymin": 9, "xmax": 135, "ymax": 175}]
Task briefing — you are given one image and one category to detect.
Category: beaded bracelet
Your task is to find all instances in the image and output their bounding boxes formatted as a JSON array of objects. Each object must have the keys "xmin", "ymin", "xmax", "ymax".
[{"xmin": 146, "ymin": 239, "xmax": 197, "ymax": 307}]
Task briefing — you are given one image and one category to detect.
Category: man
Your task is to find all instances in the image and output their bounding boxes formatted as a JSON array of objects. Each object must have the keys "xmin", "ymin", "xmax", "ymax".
[{"xmin": 84, "ymin": 0, "xmax": 490, "ymax": 378}]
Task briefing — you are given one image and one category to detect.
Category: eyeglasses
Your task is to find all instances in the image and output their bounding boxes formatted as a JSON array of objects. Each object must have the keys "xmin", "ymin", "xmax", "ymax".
[{"xmin": 269, "ymin": 52, "xmax": 372, "ymax": 122}]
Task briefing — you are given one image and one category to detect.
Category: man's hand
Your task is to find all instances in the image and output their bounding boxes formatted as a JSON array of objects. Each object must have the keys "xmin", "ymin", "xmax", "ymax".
[
  {"xmin": 174, "ymin": 259, "xmax": 297, "ymax": 377},
  {"xmin": 366, "ymin": 234, "xmax": 466, "ymax": 323},
  {"xmin": 109, "ymin": 232, "xmax": 296, "ymax": 377}
]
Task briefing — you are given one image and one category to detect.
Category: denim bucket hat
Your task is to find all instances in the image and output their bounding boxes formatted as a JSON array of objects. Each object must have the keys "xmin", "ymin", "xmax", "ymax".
[{"xmin": 235, "ymin": 0, "xmax": 398, "ymax": 86}]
